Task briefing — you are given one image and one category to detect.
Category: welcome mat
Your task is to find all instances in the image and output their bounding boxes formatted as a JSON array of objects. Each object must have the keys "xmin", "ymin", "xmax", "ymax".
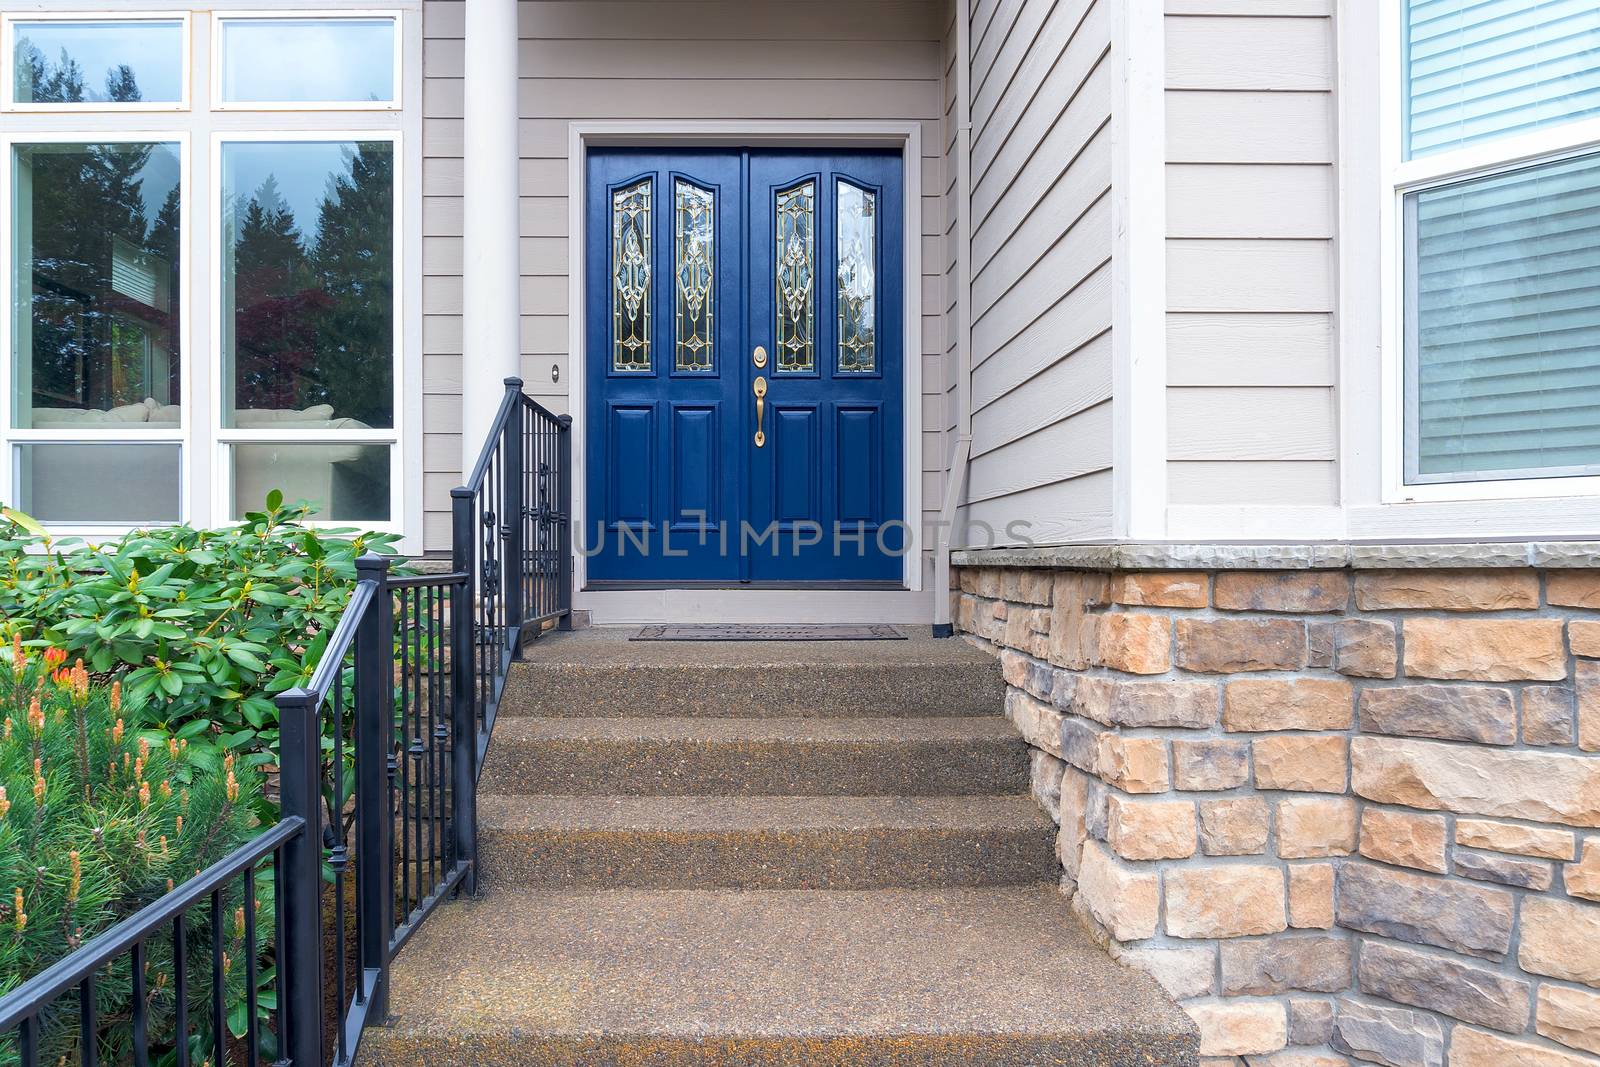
[{"xmin": 632, "ymin": 624, "xmax": 907, "ymax": 642}]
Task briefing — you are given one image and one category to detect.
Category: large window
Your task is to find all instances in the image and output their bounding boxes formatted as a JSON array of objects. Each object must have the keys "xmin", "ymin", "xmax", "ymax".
[
  {"xmin": 215, "ymin": 16, "xmax": 397, "ymax": 108},
  {"xmin": 1396, "ymin": 2, "xmax": 1600, "ymax": 488},
  {"xmin": 219, "ymin": 137, "xmax": 396, "ymax": 521},
  {"xmin": 0, "ymin": 10, "xmax": 406, "ymax": 534},
  {"xmin": 8, "ymin": 139, "xmax": 185, "ymax": 524},
  {"xmin": 4, "ymin": 16, "xmax": 188, "ymax": 110}
]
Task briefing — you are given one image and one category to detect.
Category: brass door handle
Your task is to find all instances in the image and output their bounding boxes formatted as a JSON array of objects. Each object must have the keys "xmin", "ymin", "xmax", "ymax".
[{"xmin": 753, "ymin": 376, "xmax": 767, "ymax": 447}]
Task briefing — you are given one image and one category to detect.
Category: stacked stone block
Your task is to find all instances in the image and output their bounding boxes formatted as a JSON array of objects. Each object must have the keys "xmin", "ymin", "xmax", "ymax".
[{"xmin": 955, "ymin": 562, "xmax": 1600, "ymax": 1066}]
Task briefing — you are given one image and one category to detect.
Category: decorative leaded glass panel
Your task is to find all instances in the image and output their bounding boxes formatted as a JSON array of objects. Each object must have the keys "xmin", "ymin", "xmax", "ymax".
[
  {"xmin": 674, "ymin": 180, "xmax": 715, "ymax": 372},
  {"xmin": 836, "ymin": 181, "xmax": 877, "ymax": 373},
  {"xmin": 612, "ymin": 179, "xmax": 651, "ymax": 372},
  {"xmin": 775, "ymin": 181, "xmax": 815, "ymax": 373}
]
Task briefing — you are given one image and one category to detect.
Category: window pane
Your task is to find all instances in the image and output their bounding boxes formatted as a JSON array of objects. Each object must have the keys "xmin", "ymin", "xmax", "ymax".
[
  {"xmin": 612, "ymin": 179, "xmax": 651, "ymax": 372},
  {"xmin": 1409, "ymin": 151, "xmax": 1600, "ymax": 481},
  {"xmin": 775, "ymin": 180, "xmax": 815, "ymax": 373},
  {"xmin": 10, "ymin": 20, "xmax": 183, "ymax": 105},
  {"xmin": 16, "ymin": 443, "xmax": 179, "ymax": 523},
  {"xmin": 219, "ymin": 18, "xmax": 395, "ymax": 104},
  {"xmin": 1405, "ymin": 0, "xmax": 1600, "ymax": 158},
  {"xmin": 837, "ymin": 180, "xmax": 877, "ymax": 374},
  {"xmin": 674, "ymin": 180, "xmax": 714, "ymax": 373},
  {"xmin": 221, "ymin": 141, "xmax": 394, "ymax": 429},
  {"xmin": 231, "ymin": 443, "xmax": 390, "ymax": 522},
  {"xmin": 10, "ymin": 143, "xmax": 182, "ymax": 429}
]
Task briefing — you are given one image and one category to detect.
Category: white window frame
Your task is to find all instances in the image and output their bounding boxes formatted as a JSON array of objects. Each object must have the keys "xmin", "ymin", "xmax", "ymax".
[
  {"xmin": 210, "ymin": 10, "xmax": 401, "ymax": 113},
  {"xmin": 209, "ymin": 128, "xmax": 405, "ymax": 533},
  {"xmin": 0, "ymin": 12, "xmax": 192, "ymax": 113},
  {"xmin": 1378, "ymin": 1, "xmax": 1600, "ymax": 505},
  {"xmin": 0, "ymin": 130, "xmax": 193, "ymax": 537}
]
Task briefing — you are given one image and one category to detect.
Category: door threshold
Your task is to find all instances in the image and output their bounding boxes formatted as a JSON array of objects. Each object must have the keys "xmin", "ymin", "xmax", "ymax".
[{"xmin": 585, "ymin": 580, "xmax": 907, "ymax": 591}]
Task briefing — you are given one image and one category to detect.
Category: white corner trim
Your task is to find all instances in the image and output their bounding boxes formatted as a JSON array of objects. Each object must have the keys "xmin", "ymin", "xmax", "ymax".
[
  {"xmin": 1109, "ymin": 0, "xmax": 1167, "ymax": 541},
  {"xmin": 565, "ymin": 120, "xmax": 927, "ymax": 605}
]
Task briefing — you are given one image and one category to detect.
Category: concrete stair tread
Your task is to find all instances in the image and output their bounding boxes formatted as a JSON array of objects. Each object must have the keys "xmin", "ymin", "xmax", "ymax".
[
  {"xmin": 502, "ymin": 629, "xmax": 1004, "ymax": 718},
  {"xmin": 518, "ymin": 626, "xmax": 998, "ymax": 667},
  {"xmin": 359, "ymin": 887, "xmax": 1197, "ymax": 1066},
  {"xmin": 477, "ymin": 793, "xmax": 1053, "ymax": 833},
  {"xmin": 485, "ymin": 714, "xmax": 1022, "ymax": 745},
  {"xmin": 478, "ymin": 716, "xmax": 1030, "ymax": 796}
]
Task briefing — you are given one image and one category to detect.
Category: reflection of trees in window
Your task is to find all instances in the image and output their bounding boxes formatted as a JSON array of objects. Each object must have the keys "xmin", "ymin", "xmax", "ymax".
[
  {"xmin": 230, "ymin": 144, "xmax": 393, "ymax": 428},
  {"xmin": 16, "ymin": 38, "xmax": 143, "ymax": 104},
  {"xmin": 25, "ymin": 134, "xmax": 180, "ymax": 415}
]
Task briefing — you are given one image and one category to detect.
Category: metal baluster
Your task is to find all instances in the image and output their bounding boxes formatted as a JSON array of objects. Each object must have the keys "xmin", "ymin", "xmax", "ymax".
[
  {"xmin": 171, "ymin": 919, "xmax": 186, "ymax": 1067},
  {"xmin": 427, "ymin": 585, "xmax": 442, "ymax": 889},
  {"xmin": 210, "ymin": 891, "xmax": 225, "ymax": 1067},
  {"xmin": 18, "ymin": 1015, "xmax": 39, "ymax": 1067},
  {"xmin": 130, "ymin": 941, "xmax": 148, "ymax": 1067},
  {"xmin": 79, "ymin": 973, "xmax": 97, "ymax": 1067},
  {"xmin": 243, "ymin": 869, "xmax": 258, "ymax": 1067},
  {"xmin": 399, "ymin": 583, "xmax": 412, "ymax": 922},
  {"xmin": 269, "ymin": 849, "xmax": 284, "ymax": 1067},
  {"xmin": 416, "ymin": 585, "xmax": 428, "ymax": 908},
  {"xmin": 435, "ymin": 583, "xmax": 451, "ymax": 873},
  {"xmin": 331, "ymin": 671, "xmax": 349, "ymax": 1054}
]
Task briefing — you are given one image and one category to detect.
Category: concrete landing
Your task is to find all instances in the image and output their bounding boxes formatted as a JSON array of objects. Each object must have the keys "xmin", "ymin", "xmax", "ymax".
[{"xmin": 357, "ymin": 887, "xmax": 1198, "ymax": 1067}]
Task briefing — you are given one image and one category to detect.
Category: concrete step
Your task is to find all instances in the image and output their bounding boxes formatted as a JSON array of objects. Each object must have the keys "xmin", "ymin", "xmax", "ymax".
[
  {"xmin": 476, "ymin": 794, "xmax": 1058, "ymax": 890},
  {"xmin": 477, "ymin": 716, "xmax": 1031, "ymax": 796},
  {"xmin": 502, "ymin": 629, "xmax": 1004, "ymax": 718},
  {"xmin": 357, "ymin": 886, "xmax": 1198, "ymax": 1067}
]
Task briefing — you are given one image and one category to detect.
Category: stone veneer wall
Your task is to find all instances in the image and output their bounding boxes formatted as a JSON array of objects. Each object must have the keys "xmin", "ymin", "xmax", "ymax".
[{"xmin": 954, "ymin": 560, "xmax": 1600, "ymax": 1067}]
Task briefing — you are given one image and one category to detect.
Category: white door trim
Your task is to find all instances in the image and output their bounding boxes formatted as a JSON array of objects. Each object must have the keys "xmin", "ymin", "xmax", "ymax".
[{"xmin": 565, "ymin": 120, "xmax": 926, "ymax": 624}]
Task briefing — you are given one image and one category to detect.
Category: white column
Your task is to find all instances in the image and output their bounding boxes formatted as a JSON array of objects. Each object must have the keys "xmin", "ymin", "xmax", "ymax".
[{"xmin": 461, "ymin": 0, "xmax": 522, "ymax": 474}]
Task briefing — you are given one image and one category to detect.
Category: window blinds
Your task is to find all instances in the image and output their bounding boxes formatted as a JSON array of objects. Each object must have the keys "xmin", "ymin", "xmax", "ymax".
[
  {"xmin": 1410, "ymin": 151, "xmax": 1600, "ymax": 479},
  {"xmin": 1406, "ymin": 0, "xmax": 1600, "ymax": 158}
]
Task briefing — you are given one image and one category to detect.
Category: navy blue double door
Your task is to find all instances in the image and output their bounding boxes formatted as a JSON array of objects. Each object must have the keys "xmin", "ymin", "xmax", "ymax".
[{"xmin": 585, "ymin": 149, "xmax": 905, "ymax": 584}]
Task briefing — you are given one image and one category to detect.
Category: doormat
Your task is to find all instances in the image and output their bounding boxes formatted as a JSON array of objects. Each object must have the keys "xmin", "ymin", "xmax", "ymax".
[{"xmin": 632, "ymin": 624, "xmax": 907, "ymax": 642}]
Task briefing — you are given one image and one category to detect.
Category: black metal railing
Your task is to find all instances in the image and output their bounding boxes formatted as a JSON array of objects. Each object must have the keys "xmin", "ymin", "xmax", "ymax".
[
  {"xmin": 458, "ymin": 378, "xmax": 573, "ymax": 758},
  {"xmin": 0, "ymin": 376, "xmax": 570, "ymax": 1066}
]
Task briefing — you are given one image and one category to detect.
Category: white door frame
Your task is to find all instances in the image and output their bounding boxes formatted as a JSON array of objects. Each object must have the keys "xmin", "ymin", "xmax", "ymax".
[{"xmin": 565, "ymin": 121, "xmax": 928, "ymax": 625}]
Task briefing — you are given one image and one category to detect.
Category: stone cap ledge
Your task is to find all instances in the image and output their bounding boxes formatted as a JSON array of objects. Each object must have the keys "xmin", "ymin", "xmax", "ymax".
[{"xmin": 950, "ymin": 541, "xmax": 1600, "ymax": 572}]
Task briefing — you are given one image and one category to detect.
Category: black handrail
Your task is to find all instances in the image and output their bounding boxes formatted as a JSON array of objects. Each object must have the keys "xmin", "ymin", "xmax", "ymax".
[{"xmin": 0, "ymin": 376, "xmax": 571, "ymax": 1067}]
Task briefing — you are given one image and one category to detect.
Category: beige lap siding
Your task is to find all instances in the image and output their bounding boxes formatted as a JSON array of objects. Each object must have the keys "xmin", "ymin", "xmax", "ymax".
[
  {"xmin": 420, "ymin": 0, "xmax": 948, "ymax": 554},
  {"xmin": 955, "ymin": 561, "xmax": 1600, "ymax": 1064},
  {"xmin": 965, "ymin": 0, "xmax": 1116, "ymax": 544},
  {"xmin": 1164, "ymin": 1, "xmax": 1340, "ymax": 512}
]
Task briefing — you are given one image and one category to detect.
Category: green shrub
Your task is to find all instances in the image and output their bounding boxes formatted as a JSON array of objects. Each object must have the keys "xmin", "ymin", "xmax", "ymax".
[
  {"xmin": 0, "ymin": 648, "xmax": 264, "ymax": 1064},
  {"xmin": 0, "ymin": 496, "xmax": 402, "ymax": 784}
]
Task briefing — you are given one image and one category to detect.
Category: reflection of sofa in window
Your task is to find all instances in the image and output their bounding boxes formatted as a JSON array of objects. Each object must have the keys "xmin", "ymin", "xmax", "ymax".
[{"xmin": 26, "ymin": 400, "xmax": 384, "ymax": 521}]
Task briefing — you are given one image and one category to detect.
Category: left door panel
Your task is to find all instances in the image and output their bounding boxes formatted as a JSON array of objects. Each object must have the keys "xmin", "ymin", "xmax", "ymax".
[{"xmin": 585, "ymin": 149, "xmax": 744, "ymax": 582}]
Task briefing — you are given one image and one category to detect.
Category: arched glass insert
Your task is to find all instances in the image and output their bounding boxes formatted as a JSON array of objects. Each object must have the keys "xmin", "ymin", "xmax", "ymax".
[
  {"xmin": 612, "ymin": 179, "xmax": 651, "ymax": 372},
  {"xmin": 674, "ymin": 180, "xmax": 715, "ymax": 372},
  {"xmin": 836, "ymin": 180, "xmax": 877, "ymax": 373},
  {"xmin": 775, "ymin": 180, "xmax": 815, "ymax": 373}
]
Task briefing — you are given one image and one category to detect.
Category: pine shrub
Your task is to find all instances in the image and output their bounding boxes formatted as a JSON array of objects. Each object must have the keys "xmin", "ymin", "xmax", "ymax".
[{"xmin": 0, "ymin": 644, "xmax": 265, "ymax": 1065}]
